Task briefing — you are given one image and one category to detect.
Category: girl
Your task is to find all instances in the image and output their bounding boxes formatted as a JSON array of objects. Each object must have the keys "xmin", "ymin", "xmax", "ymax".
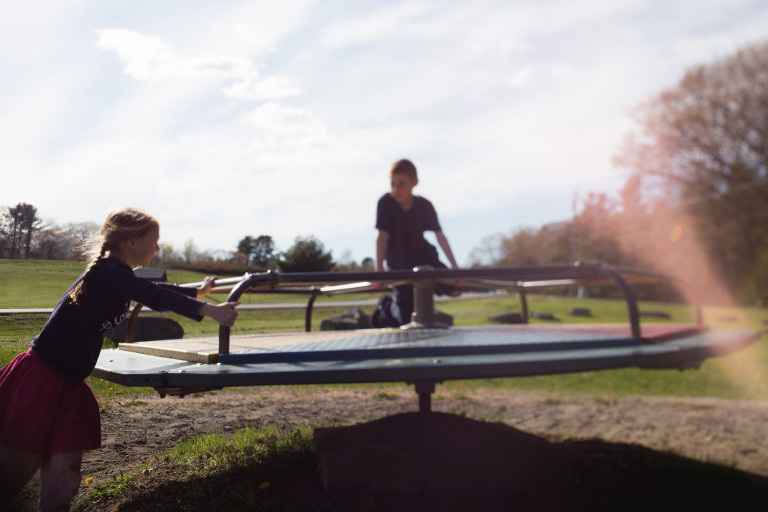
[{"xmin": 0, "ymin": 207, "xmax": 238, "ymax": 511}]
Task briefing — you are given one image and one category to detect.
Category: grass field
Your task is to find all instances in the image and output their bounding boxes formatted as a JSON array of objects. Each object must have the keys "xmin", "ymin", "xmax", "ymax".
[
  {"xmin": 0, "ymin": 259, "xmax": 370, "ymax": 308},
  {"xmin": 2, "ymin": 258, "xmax": 767, "ymax": 401}
]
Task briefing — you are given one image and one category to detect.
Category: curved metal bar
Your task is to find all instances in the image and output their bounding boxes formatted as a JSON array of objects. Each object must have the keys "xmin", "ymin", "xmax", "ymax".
[
  {"xmin": 125, "ymin": 302, "xmax": 144, "ymax": 343},
  {"xmin": 519, "ymin": 290, "xmax": 529, "ymax": 323},
  {"xmin": 305, "ymin": 288, "xmax": 321, "ymax": 332},
  {"xmin": 219, "ymin": 271, "xmax": 279, "ymax": 355},
  {"xmin": 610, "ymin": 265, "xmax": 705, "ymax": 330},
  {"xmin": 201, "ymin": 262, "xmax": 701, "ymax": 355},
  {"xmin": 587, "ymin": 262, "xmax": 641, "ymax": 338}
]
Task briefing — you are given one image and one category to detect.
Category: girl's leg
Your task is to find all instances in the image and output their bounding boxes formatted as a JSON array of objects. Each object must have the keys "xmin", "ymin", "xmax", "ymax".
[
  {"xmin": 38, "ymin": 451, "xmax": 83, "ymax": 512},
  {"xmin": 0, "ymin": 443, "xmax": 43, "ymax": 503}
]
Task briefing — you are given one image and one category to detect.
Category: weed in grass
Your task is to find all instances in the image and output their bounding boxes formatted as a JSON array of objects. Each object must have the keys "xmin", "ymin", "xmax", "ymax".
[
  {"xmin": 375, "ymin": 390, "xmax": 398, "ymax": 400},
  {"xmin": 120, "ymin": 399, "xmax": 148, "ymax": 407},
  {"xmin": 541, "ymin": 396, "xmax": 562, "ymax": 405},
  {"xmin": 86, "ymin": 471, "xmax": 134, "ymax": 504},
  {"xmin": 451, "ymin": 390, "xmax": 468, "ymax": 400},
  {"xmin": 98, "ymin": 386, "xmax": 116, "ymax": 413},
  {"xmin": 593, "ymin": 395, "xmax": 618, "ymax": 406}
]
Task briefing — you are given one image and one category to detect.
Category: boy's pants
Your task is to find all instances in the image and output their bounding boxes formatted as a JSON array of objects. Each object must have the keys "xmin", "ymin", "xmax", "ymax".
[{"xmin": 393, "ymin": 284, "xmax": 413, "ymax": 325}]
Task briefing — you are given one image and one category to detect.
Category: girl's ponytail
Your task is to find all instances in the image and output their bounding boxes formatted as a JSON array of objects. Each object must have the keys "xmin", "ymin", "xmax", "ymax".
[{"xmin": 69, "ymin": 246, "xmax": 106, "ymax": 304}]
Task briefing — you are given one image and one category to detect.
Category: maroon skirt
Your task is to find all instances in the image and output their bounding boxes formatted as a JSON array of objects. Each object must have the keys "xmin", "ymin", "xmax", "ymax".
[{"xmin": 0, "ymin": 349, "xmax": 101, "ymax": 458}]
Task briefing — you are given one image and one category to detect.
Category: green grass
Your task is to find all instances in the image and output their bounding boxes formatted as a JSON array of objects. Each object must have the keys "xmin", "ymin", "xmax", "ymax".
[
  {"xmin": 0, "ymin": 259, "xmax": 84, "ymax": 308},
  {"xmin": 75, "ymin": 423, "xmax": 317, "ymax": 512},
  {"xmin": 0, "ymin": 259, "xmax": 376, "ymax": 308},
  {"xmin": 2, "ymin": 259, "xmax": 767, "ymax": 403}
]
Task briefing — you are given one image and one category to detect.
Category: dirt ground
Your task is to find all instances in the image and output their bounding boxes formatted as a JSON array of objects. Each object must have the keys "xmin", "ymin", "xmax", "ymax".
[{"xmin": 9, "ymin": 385, "xmax": 768, "ymax": 511}]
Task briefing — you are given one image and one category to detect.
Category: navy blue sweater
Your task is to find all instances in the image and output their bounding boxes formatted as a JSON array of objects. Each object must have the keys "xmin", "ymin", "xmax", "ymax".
[
  {"xmin": 31, "ymin": 257, "xmax": 205, "ymax": 383},
  {"xmin": 375, "ymin": 193, "xmax": 442, "ymax": 270}
]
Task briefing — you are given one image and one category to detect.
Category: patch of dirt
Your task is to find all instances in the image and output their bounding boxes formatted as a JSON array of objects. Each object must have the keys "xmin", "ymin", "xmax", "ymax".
[{"xmin": 9, "ymin": 386, "xmax": 768, "ymax": 511}]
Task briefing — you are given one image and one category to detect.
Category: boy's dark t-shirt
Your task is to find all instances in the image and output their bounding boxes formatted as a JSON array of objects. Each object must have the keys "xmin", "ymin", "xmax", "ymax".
[
  {"xmin": 31, "ymin": 257, "xmax": 205, "ymax": 383},
  {"xmin": 376, "ymin": 193, "xmax": 442, "ymax": 270}
]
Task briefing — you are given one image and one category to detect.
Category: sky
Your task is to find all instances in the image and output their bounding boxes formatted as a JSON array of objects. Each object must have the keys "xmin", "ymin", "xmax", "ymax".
[{"xmin": 2, "ymin": 0, "xmax": 767, "ymax": 267}]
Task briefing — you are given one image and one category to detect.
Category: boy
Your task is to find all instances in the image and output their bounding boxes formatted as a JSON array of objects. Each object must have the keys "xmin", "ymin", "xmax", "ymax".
[{"xmin": 373, "ymin": 159, "xmax": 460, "ymax": 327}]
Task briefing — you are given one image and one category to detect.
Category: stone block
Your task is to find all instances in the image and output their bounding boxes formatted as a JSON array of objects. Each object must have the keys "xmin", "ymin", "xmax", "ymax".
[
  {"xmin": 489, "ymin": 312, "xmax": 524, "ymax": 324},
  {"xmin": 321, "ymin": 308, "xmax": 372, "ymax": 331}
]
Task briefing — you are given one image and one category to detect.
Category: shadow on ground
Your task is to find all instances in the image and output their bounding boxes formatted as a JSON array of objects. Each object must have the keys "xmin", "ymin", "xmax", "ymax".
[{"xmin": 65, "ymin": 412, "xmax": 768, "ymax": 512}]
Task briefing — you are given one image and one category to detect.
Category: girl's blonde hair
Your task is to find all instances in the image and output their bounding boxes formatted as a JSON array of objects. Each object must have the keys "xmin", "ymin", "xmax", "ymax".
[{"xmin": 70, "ymin": 207, "xmax": 158, "ymax": 304}]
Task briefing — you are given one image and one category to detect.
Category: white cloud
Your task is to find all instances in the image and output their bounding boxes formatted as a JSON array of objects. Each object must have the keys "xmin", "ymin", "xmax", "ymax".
[
  {"xmin": 509, "ymin": 66, "xmax": 534, "ymax": 88},
  {"xmin": 550, "ymin": 64, "xmax": 572, "ymax": 78},
  {"xmin": 320, "ymin": 1, "xmax": 439, "ymax": 48},
  {"xmin": 96, "ymin": 28, "xmax": 259, "ymax": 83},
  {"xmin": 499, "ymin": 39, "xmax": 534, "ymax": 56},
  {"xmin": 223, "ymin": 75, "xmax": 302, "ymax": 100}
]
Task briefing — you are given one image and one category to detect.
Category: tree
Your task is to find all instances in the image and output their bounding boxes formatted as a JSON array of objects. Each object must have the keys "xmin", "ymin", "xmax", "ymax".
[
  {"xmin": 41, "ymin": 221, "xmax": 99, "ymax": 260},
  {"xmin": 573, "ymin": 192, "xmax": 623, "ymax": 265},
  {"xmin": 614, "ymin": 39, "xmax": 768, "ymax": 303},
  {"xmin": 155, "ymin": 243, "xmax": 181, "ymax": 265},
  {"xmin": 277, "ymin": 236, "xmax": 335, "ymax": 272},
  {"xmin": 237, "ymin": 235, "xmax": 277, "ymax": 269},
  {"xmin": 491, "ymin": 222, "xmax": 574, "ymax": 267},
  {"xmin": 252, "ymin": 235, "xmax": 276, "ymax": 268},
  {"xmin": 183, "ymin": 238, "xmax": 198, "ymax": 264},
  {"xmin": 1, "ymin": 203, "xmax": 42, "ymax": 258},
  {"xmin": 237, "ymin": 236, "xmax": 257, "ymax": 259},
  {"xmin": 32, "ymin": 227, "xmax": 64, "ymax": 260},
  {"xmin": 468, "ymin": 234, "xmax": 505, "ymax": 267}
]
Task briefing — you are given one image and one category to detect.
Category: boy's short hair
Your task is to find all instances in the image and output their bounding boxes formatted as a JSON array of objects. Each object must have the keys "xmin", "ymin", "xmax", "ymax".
[{"xmin": 389, "ymin": 159, "xmax": 418, "ymax": 181}]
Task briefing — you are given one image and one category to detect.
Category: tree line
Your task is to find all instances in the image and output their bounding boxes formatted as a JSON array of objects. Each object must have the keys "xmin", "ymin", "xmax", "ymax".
[{"xmin": 0, "ymin": 204, "xmax": 355, "ymax": 273}]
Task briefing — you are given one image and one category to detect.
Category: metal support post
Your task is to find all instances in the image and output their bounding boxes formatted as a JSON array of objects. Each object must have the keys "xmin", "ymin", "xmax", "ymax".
[{"xmin": 412, "ymin": 380, "xmax": 436, "ymax": 413}]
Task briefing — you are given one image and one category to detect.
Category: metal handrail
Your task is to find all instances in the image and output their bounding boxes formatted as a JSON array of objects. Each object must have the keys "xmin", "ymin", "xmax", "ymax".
[
  {"xmin": 219, "ymin": 270, "xmax": 279, "ymax": 354},
  {"xmin": 205, "ymin": 262, "xmax": 703, "ymax": 355},
  {"xmin": 121, "ymin": 262, "xmax": 702, "ymax": 352}
]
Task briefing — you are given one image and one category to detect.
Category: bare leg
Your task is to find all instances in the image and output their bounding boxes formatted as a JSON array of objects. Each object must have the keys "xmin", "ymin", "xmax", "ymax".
[
  {"xmin": 0, "ymin": 443, "xmax": 43, "ymax": 504},
  {"xmin": 39, "ymin": 451, "xmax": 82, "ymax": 512}
]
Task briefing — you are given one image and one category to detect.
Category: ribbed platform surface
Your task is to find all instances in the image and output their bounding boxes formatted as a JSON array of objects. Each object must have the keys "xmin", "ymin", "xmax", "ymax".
[{"xmin": 116, "ymin": 324, "xmax": 699, "ymax": 364}]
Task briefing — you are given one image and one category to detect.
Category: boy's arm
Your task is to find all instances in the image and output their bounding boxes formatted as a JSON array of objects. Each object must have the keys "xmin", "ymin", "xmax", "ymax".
[
  {"xmin": 435, "ymin": 230, "xmax": 459, "ymax": 269},
  {"xmin": 375, "ymin": 230, "xmax": 389, "ymax": 272}
]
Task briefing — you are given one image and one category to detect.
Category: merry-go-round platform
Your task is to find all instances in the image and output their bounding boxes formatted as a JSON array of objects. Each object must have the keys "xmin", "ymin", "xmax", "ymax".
[{"xmin": 92, "ymin": 263, "xmax": 763, "ymax": 411}]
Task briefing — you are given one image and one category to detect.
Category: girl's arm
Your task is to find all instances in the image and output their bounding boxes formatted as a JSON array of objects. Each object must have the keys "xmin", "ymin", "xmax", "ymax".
[{"xmin": 194, "ymin": 277, "xmax": 237, "ymax": 326}]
